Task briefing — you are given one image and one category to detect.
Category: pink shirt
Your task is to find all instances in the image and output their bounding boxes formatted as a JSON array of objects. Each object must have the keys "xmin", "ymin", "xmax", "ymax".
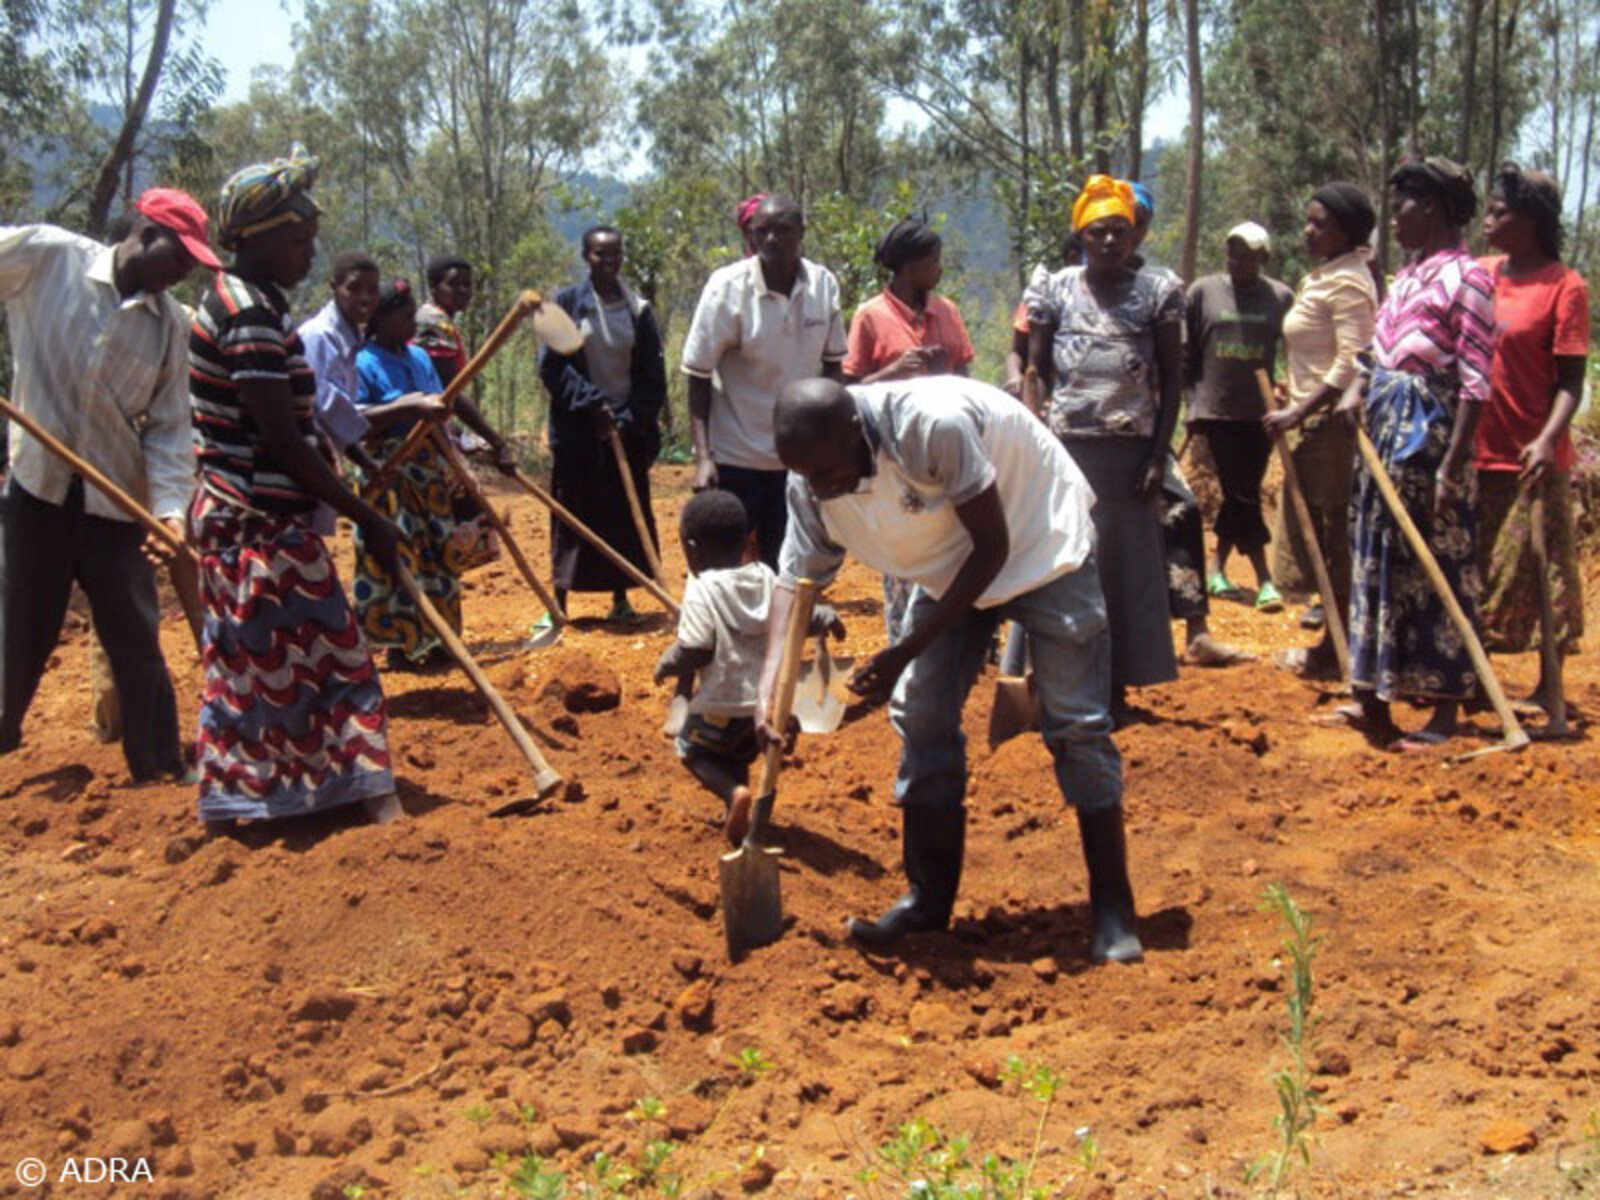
[
  {"xmin": 1371, "ymin": 244, "xmax": 1495, "ymax": 404},
  {"xmin": 843, "ymin": 288, "xmax": 975, "ymax": 379}
]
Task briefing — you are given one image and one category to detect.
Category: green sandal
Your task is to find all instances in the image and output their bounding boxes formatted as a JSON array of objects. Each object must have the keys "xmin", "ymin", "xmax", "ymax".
[
  {"xmin": 606, "ymin": 599, "xmax": 646, "ymax": 626},
  {"xmin": 1255, "ymin": 581, "xmax": 1285, "ymax": 613},
  {"xmin": 1207, "ymin": 572, "xmax": 1246, "ymax": 601}
]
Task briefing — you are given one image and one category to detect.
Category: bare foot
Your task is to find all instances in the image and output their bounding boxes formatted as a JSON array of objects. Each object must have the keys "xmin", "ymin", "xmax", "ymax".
[
  {"xmin": 1185, "ymin": 632, "xmax": 1255, "ymax": 667},
  {"xmin": 363, "ymin": 792, "xmax": 404, "ymax": 825},
  {"xmin": 723, "ymin": 786, "xmax": 752, "ymax": 848}
]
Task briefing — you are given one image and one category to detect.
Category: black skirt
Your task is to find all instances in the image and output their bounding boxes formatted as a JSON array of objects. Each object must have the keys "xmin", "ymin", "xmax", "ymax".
[{"xmin": 550, "ymin": 426, "xmax": 659, "ymax": 593}]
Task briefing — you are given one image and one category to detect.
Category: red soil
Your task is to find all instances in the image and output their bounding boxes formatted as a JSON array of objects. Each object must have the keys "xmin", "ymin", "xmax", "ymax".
[{"xmin": 1, "ymin": 466, "xmax": 1597, "ymax": 1198}]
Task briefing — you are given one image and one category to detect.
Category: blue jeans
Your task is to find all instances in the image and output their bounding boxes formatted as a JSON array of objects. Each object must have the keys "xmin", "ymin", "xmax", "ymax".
[{"xmin": 888, "ymin": 557, "xmax": 1122, "ymax": 814}]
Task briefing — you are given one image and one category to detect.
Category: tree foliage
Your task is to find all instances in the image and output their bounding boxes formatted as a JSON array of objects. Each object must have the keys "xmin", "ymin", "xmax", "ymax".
[{"xmin": 4, "ymin": 0, "xmax": 1599, "ymax": 431}]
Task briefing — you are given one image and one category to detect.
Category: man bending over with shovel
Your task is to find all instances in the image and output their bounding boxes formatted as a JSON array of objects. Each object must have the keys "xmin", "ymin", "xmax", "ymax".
[{"xmin": 757, "ymin": 376, "xmax": 1143, "ymax": 964}]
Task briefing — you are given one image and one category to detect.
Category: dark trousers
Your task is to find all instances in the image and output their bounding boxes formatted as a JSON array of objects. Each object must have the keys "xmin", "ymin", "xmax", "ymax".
[
  {"xmin": 0, "ymin": 480, "xmax": 182, "ymax": 779},
  {"xmin": 716, "ymin": 464, "xmax": 789, "ymax": 568},
  {"xmin": 1195, "ymin": 419, "xmax": 1272, "ymax": 554}
]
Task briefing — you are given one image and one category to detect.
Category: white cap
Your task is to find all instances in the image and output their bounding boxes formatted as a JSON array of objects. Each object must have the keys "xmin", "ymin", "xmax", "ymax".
[{"xmin": 1226, "ymin": 221, "xmax": 1271, "ymax": 253}]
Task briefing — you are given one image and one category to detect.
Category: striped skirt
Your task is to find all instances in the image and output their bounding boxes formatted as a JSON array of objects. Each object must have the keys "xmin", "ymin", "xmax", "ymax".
[{"xmin": 193, "ymin": 490, "xmax": 394, "ymax": 821}]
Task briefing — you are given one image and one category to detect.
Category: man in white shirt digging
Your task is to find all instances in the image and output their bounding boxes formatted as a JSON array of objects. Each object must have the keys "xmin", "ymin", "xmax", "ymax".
[
  {"xmin": 757, "ymin": 375, "xmax": 1143, "ymax": 964},
  {"xmin": 0, "ymin": 189, "xmax": 215, "ymax": 781}
]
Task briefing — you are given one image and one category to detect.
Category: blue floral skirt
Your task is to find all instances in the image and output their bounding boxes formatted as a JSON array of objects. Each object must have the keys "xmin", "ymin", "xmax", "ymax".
[{"xmin": 1348, "ymin": 369, "xmax": 1480, "ymax": 702}]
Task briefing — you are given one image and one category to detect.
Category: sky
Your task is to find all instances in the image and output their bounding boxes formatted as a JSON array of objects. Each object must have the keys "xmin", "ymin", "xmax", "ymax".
[
  {"xmin": 205, "ymin": 0, "xmax": 1190, "ymax": 175},
  {"xmin": 207, "ymin": 0, "xmax": 298, "ymax": 100}
]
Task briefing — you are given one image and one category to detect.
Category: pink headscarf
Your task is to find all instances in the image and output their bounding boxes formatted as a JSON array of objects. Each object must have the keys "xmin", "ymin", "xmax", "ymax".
[{"xmin": 735, "ymin": 193, "xmax": 769, "ymax": 232}]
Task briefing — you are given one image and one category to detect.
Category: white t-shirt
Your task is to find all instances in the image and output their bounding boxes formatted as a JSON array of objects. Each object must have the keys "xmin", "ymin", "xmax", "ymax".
[
  {"xmin": 677, "ymin": 561, "xmax": 776, "ymax": 717},
  {"xmin": 779, "ymin": 378, "xmax": 1097, "ymax": 607},
  {"xmin": 680, "ymin": 256, "xmax": 847, "ymax": 472}
]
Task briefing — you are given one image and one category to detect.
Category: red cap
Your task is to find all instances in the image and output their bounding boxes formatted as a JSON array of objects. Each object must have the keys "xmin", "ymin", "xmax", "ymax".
[{"xmin": 134, "ymin": 187, "xmax": 222, "ymax": 269}]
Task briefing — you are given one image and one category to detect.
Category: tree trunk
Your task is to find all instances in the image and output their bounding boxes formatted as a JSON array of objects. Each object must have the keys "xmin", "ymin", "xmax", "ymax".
[
  {"xmin": 1404, "ymin": 0, "xmax": 1420, "ymax": 152},
  {"xmin": 1043, "ymin": 16, "xmax": 1065, "ymax": 159},
  {"xmin": 1458, "ymin": 0, "xmax": 1481, "ymax": 163},
  {"xmin": 1375, "ymin": 0, "xmax": 1394, "ymax": 278},
  {"xmin": 1548, "ymin": 0, "xmax": 1562, "ymax": 173},
  {"xmin": 1068, "ymin": 0, "xmax": 1085, "ymax": 160},
  {"xmin": 1487, "ymin": 0, "xmax": 1502, "ymax": 175},
  {"xmin": 1128, "ymin": 0, "xmax": 1149, "ymax": 179},
  {"xmin": 1574, "ymin": 25, "xmax": 1599, "ymax": 269},
  {"xmin": 1017, "ymin": 18, "xmax": 1033, "ymax": 267},
  {"xmin": 1089, "ymin": 3, "xmax": 1111, "ymax": 173},
  {"xmin": 1179, "ymin": 0, "xmax": 1202, "ymax": 283},
  {"xmin": 86, "ymin": 0, "xmax": 177, "ymax": 238}
]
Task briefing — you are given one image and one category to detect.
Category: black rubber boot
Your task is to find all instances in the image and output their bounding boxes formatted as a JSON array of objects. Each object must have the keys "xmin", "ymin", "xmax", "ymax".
[
  {"xmin": 1077, "ymin": 806, "xmax": 1144, "ymax": 964},
  {"xmin": 847, "ymin": 806, "xmax": 966, "ymax": 947}
]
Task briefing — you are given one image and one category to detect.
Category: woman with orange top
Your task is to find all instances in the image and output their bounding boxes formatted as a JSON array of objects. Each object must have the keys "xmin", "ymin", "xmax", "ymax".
[{"xmin": 1475, "ymin": 163, "xmax": 1589, "ymax": 716}]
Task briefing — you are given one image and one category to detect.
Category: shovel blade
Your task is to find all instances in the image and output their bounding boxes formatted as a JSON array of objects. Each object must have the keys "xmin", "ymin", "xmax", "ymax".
[
  {"xmin": 719, "ymin": 844, "xmax": 783, "ymax": 961},
  {"xmin": 525, "ymin": 622, "xmax": 565, "ymax": 650},
  {"xmin": 988, "ymin": 672, "xmax": 1039, "ymax": 749},
  {"xmin": 720, "ymin": 794, "xmax": 784, "ymax": 962},
  {"xmin": 793, "ymin": 648, "xmax": 852, "ymax": 734}
]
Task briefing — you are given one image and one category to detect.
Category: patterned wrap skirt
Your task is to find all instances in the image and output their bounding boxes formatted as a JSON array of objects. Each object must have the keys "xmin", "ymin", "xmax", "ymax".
[
  {"xmin": 1348, "ymin": 368, "xmax": 1481, "ymax": 702},
  {"xmin": 353, "ymin": 436, "xmax": 463, "ymax": 661},
  {"xmin": 193, "ymin": 490, "xmax": 394, "ymax": 821},
  {"xmin": 1476, "ymin": 469, "xmax": 1584, "ymax": 654}
]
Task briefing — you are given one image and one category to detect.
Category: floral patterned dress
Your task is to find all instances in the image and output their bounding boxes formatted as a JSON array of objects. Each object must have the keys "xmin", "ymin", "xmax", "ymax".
[{"xmin": 1349, "ymin": 245, "xmax": 1494, "ymax": 701}]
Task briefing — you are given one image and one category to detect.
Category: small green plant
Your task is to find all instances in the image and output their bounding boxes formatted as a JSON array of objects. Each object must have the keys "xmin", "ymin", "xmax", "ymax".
[
  {"xmin": 509, "ymin": 1153, "xmax": 569, "ymax": 1199},
  {"xmin": 629, "ymin": 1096, "xmax": 667, "ymax": 1123},
  {"xmin": 733, "ymin": 1046, "xmax": 774, "ymax": 1078},
  {"xmin": 856, "ymin": 1057, "xmax": 1097, "ymax": 1199},
  {"xmin": 464, "ymin": 1101, "xmax": 494, "ymax": 1128},
  {"xmin": 340, "ymin": 1186, "xmax": 366, "ymax": 1200},
  {"xmin": 999, "ymin": 1056, "xmax": 1059, "ymax": 1196},
  {"xmin": 1246, "ymin": 883, "xmax": 1323, "ymax": 1197},
  {"xmin": 1561, "ymin": 1110, "xmax": 1600, "ymax": 1193}
]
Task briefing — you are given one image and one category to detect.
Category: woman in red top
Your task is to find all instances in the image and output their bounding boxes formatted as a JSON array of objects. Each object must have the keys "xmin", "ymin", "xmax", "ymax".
[
  {"xmin": 843, "ymin": 217, "xmax": 974, "ymax": 385},
  {"xmin": 1476, "ymin": 163, "xmax": 1589, "ymax": 717},
  {"xmin": 843, "ymin": 217, "xmax": 975, "ymax": 639}
]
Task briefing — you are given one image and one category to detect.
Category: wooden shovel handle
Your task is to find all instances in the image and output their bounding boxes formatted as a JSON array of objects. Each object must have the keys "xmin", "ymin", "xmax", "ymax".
[
  {"xmin": 395, "ymin": 564, "xmax": 563, "ymax": 798},
  {"xmin": 428, "ymin": 427, "xmax": 567, "ymax": 624},
  {"xmin": 0, "ymin": 393, "xmax": 195, "ymax": 565},
  {"xmin": 506, "ymin": 468, "xmax": 681, "ymax": 616},
  {"xmin": 1256, "ymin": 369, "xmax": 1350, "ymax": 678},
  {"xmin": 754, "ymin": 579, "xmax": 818, "ymax": 803},
  {"xmin": 1353, "ymin": 427, "xmax": 1527, "ymax": 749},
  {"xmin": 606, "ymin": 423, "xmax": 663, "ymax": 582}
]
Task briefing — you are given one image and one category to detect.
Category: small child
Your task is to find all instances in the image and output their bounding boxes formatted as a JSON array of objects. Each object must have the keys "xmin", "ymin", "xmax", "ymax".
[{"xmin": 655, "ymin": 490, "xmax": 842, "ymax": 845}]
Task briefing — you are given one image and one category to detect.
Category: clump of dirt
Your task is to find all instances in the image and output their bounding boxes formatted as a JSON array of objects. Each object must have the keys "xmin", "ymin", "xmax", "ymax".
[{"xmin": 0, "ymin": 467, "xmax": 1595, "ymax": 1199}]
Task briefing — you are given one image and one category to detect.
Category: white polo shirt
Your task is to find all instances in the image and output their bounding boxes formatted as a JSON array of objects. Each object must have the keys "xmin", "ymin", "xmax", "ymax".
[
  {"xmin": 779, "ymin": 378, "xmax": 1097, "ymax": 607},
  {"xmin": 680, "ymin": 255, "xmax": 847, "ymax": 472}
]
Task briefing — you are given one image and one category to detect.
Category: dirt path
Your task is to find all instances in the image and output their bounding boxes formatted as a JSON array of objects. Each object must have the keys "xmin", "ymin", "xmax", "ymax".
[{"xmin": 1, "ymin": 467, "xmax": 1597, "ymax": 1199}]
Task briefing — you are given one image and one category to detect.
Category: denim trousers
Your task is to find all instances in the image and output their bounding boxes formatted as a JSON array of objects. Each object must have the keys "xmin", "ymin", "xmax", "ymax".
[{"xmin": 888, "ymin": 556, "xmax": 1123, "ymax": 814}]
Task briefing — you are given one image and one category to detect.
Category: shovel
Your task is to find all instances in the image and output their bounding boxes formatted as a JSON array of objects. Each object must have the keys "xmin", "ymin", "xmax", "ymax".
[
  {"xmin": 988, "ymin": 619, "xmax": 1039, "ymax": 749},
  {"xmin": 792, "ymin": 633, "xmax": 851, "ymax": 734},
  {"xmin": 720, "ymin": 578, "xmax": 817, "ymax": 962}
]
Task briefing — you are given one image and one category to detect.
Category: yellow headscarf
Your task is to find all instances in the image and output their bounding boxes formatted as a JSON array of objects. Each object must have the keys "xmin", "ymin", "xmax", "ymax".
[{"xmin": 1071, "ymin": 175, "xmax": 1137, "ymax": 231}]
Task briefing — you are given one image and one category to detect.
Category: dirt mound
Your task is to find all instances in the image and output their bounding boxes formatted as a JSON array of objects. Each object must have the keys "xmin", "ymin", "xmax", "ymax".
[{"xmin": 0, "ymin": 467, "xmax": 1596, "ymax": 1198}]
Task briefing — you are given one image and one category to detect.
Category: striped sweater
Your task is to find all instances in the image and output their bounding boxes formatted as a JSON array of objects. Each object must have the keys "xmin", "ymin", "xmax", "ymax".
[
  {"xmin": 189, "ymin": 270, "xmax": 321, "ymax": 516},
  {"xmin": 1372, "ymin": 244, "xmax": 1495, "ymax": 403}
]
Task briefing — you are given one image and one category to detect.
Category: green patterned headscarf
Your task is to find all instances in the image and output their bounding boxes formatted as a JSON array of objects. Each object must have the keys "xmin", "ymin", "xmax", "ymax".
[{"xmin": 217, "ymin": 145, "xmax": 322, "ymax": 251}]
